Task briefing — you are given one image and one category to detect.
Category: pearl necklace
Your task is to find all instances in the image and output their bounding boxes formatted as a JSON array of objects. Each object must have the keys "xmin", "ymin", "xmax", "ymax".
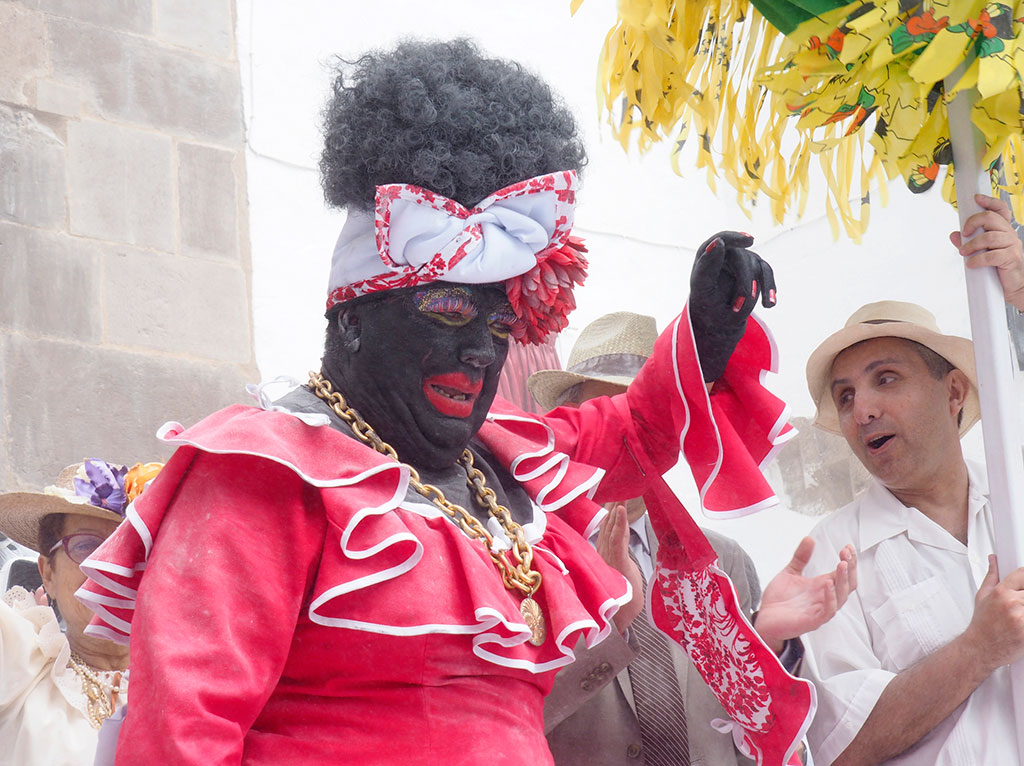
[{"xmin": 67, "ymin": 652, "xmax": 126, "ymax": 729}]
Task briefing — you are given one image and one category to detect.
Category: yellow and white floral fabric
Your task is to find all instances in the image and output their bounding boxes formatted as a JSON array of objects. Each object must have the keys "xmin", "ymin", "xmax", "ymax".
[{"xmin": 579, "ymin": 0, "xmax": 1024, "ymax": 239}]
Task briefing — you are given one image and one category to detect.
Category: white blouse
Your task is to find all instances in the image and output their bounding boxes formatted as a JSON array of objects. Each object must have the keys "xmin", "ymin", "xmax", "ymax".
[{"xmin": 0, "ymin": 587, "xmax": 128, "ymax": 766}]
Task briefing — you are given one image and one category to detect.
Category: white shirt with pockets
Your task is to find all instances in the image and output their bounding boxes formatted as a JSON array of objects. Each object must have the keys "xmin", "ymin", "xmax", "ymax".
[{"xmin": 801, "ymin": 462, "xmax": 1018, "ymax": 765}]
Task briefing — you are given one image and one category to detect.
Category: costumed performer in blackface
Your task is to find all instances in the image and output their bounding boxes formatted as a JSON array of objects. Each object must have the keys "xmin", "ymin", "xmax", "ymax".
[{"xmin": 78, "ymin": 39, "xmax": 803, "ymax": 765}]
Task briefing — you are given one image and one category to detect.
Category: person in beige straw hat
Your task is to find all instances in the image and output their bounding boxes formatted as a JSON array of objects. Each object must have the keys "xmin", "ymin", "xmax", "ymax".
[
  {"xmin": 798, "ymin": 300, "xmax": 1024, "ymax": 766},
  {"xmin": 528, "ymin": 312, "xmax": 659, "ymax": 412},
  {"xmin": 0, "ymin": 459, "xmax": 161, "ymax": 766},
  {"xmin": 534, "ymin": 312, "xmax": 858, "ymax": 766}
]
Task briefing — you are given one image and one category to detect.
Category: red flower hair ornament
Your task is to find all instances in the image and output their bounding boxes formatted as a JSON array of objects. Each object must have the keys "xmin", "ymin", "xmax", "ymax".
[{"xmin": 326, "ymin": 171, "xmax": 587, "ymax": 344}]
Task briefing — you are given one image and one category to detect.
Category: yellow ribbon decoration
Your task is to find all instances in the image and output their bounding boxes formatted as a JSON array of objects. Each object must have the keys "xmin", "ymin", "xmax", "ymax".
[{"xmin": 577, "ymin": 0, "xmax": 1024, "ymax": 240}]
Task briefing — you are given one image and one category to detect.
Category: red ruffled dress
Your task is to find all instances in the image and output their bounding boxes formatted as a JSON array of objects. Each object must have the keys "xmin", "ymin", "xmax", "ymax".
[{"xmin": 78, "ymin": 310, "xmax": 792, "ymax": 765}]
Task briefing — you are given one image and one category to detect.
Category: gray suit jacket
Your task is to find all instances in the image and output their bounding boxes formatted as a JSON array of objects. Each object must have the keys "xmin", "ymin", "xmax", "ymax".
[{"xmin": 544, "ymin": 525, "xmax": 760, "ymax": 766}]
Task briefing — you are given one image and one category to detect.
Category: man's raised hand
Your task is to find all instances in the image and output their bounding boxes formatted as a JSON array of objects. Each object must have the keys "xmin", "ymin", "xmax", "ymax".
[
  {"xmin": 950, "ymin": 194, "xmax": 1024, "ymax": 311},
  {"xmin": 753, "ymin": 537, "xmax": 857, "ymax": 655}
]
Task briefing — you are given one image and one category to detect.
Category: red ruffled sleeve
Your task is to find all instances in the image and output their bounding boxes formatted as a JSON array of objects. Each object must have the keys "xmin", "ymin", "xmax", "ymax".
[
  {"xmin": 521, "ymin": 308, "xmax": 814, "ymax": 766},
  {"xmin": 97, "ymin": 449, "xmax": 328, "ymax": 765},
  {"xmin": 533, "ymin": 307, "xmax": 793, "ymax": 518}
]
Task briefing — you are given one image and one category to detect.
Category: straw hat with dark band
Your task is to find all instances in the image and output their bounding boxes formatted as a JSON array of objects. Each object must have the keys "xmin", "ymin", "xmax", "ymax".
[
  {"xmin": 0, "ymin": 463, "xmax": 129, "ymax": 553},
  {"xmin": 806, "ymin": 300, "xmax": 979, "ymax": 436},
  {"xmin": 528, "ymin": 312, "xmax": 657, "ymax": 411}
]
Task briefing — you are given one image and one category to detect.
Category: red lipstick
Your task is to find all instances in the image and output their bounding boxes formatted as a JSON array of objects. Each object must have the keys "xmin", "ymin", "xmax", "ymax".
[{"xmin": 423, "ymin": 373, "xmax": 483, "ymax": 418}]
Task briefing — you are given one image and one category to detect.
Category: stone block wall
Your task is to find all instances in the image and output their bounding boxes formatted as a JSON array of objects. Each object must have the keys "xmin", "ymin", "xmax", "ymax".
[{"xmin": 0, "ymin": 0, "xmax": 257, "ymax": 491}]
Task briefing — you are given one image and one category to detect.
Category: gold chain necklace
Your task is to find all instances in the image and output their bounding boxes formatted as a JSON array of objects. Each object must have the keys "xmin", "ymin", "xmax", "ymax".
[
  {"xmin": 308, "ymin": 371, "xmax": 545, "ymax": 646},
  {"xmin": 68, "ymin": 652, "xmax": 124, "ymax": 728}
]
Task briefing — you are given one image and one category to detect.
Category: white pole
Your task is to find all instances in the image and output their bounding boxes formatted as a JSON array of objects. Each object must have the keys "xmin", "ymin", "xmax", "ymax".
[{"xmin": 946, "ymin": 78, "xmax": 1024, "ymax": 763}]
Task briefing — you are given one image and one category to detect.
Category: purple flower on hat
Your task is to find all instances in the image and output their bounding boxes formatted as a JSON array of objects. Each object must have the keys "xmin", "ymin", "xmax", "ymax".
[{"xmin": 73, "ymin": 459, "xmax": 129, "ymax": 515}]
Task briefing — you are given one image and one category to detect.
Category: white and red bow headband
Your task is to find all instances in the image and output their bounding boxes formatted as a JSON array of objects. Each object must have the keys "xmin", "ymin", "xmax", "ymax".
[{"xmin": 327, "ymin": 171, "xmax": 587, "ymax": 343}]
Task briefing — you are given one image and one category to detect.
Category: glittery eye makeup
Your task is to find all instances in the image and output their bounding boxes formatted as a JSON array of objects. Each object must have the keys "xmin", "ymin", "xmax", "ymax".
[
  {"xmin": 414, "ymin": 286, "xmax": 517, "ymax": 338},
  {"xmin": 414, "ymin": 287, "xmax": 478, "ymax": 326},
  {"xmin": 487, "ymin": 306, "xmax": 518, "ymax": 339}
]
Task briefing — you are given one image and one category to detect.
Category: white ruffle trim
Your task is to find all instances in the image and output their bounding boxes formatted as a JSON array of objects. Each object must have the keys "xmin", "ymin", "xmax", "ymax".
[
  {"xmin": 81, "ymin": 404, "xmax": 626, "ymax": 674},
  {"xmin": 675, "ymin": 309, "xmax": 793, "ymax": 520}
]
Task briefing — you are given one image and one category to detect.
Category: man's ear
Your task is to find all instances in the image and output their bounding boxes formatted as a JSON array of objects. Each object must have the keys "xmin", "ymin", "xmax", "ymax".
[
  {"xmin": 336, "ymin": 307, "xmax": 361, "ymax": 352},
  {"xmin": 946, "ymin": 368, "xmax": 971, "ymax": 417}
]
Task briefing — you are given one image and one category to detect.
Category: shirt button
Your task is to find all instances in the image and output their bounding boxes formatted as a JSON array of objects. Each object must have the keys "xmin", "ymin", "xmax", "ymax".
[
  {"xmin": 626, "ymin": 744, "xmax": 643, "ymax": 759},
  {"xmin": 580, "ymin": 679, "xmax": 593, "ymax": 692},
  {"xmin": 599, "ymin": 662, "xmax": 612, "ymax": 672}
]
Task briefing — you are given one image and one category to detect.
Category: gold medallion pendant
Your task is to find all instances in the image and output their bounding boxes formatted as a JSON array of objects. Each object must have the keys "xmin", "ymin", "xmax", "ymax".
[{"xmin": 521, "ymin": 597, "xmax": 545, "ymax": 646}]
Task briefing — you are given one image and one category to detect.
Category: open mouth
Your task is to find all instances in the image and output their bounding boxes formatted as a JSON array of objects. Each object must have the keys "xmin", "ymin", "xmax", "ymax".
[
  {"xmin": 423, "ymin": 373, "xmax": 483, "ymax": 418},
  {"xmin": 865, "ymin": 434, "xmax": 894, "ymax": 452}
]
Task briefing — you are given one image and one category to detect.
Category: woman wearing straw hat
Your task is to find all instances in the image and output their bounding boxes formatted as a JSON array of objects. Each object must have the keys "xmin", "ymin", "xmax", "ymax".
[{"xmin": 0, "ymin": 459, "xmax": 160, "ymax": 766}]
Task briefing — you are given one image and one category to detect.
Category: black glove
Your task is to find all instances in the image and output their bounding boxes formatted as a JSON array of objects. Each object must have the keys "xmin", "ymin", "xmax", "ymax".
[{"xmin": 689, "ymin": 231, "xmax": 776, "ymax": 382}]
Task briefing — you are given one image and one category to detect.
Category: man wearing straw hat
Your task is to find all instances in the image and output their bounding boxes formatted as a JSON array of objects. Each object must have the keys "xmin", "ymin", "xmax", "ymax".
[
  {"xmin": 534, "ymin": 312, "xmax": 858, "ymax": 766},
  {"xmin": 800, "ymin": 300, "xmax": 1024, "ymax": 765}
]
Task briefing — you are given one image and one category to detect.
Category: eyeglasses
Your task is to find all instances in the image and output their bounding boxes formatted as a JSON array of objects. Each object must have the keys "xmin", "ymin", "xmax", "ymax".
[{"xmin": 48, "ymin": 533, "xmax": 106, "ymax": 565}]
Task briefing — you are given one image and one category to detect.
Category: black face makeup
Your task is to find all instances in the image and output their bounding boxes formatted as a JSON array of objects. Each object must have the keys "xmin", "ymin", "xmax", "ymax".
[{"xmin": 322, "ymin": 283, "xmax": 515, "ymax": 471}]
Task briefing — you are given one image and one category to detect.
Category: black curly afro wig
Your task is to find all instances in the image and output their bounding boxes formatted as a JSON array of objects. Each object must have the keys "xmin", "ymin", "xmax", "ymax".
[{"xmin": 319, "ymin": 38, "xmax": 587, "ymax": 212}]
